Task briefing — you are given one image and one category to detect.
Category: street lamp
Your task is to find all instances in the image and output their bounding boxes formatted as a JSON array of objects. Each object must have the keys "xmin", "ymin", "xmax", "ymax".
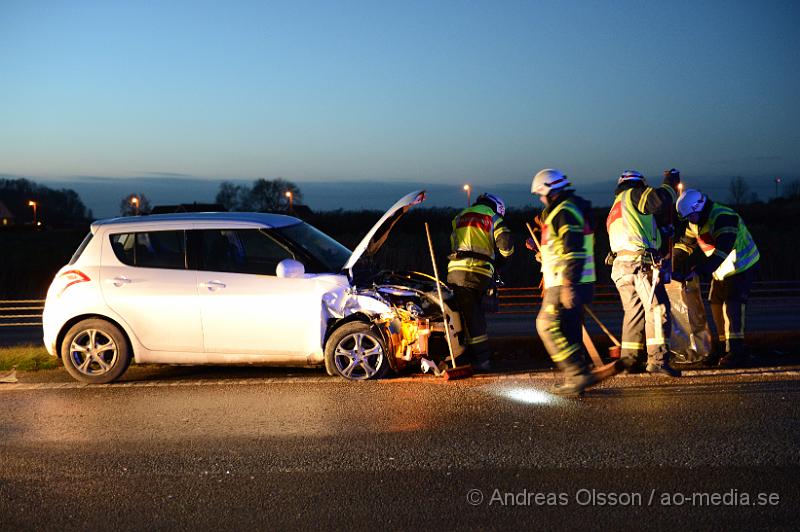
[
  {"xmin": 463, "ymin": 184, "xmax": 471, "ymax": 207},
  {"xmin": 775, "ymin": 177, "xmax": 782, "ymax": 199},
  {"xmin": 27, "ymin": 200, "xmax": 37, "ymax": 226},
  {"xmin": 285, "ymin": 191, "xmax": 293, "ymax": 211},
  {"xmin": 130, "ymin": 196, "xmax": 139, "ymax": 215}
]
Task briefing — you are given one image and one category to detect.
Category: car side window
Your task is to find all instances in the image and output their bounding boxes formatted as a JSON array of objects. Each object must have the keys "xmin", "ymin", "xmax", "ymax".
[
  {"xmin": 197, "ymin": 229, "xmax": 295, "ymax": 275},
  {"xmin": 109, "ymin": 231, "xmax": 186, "ymax": 270}
]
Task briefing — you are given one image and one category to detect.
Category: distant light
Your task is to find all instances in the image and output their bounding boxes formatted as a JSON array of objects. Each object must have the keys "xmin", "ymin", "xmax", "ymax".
[
  {"xmin": 285, "ymin": 191, "xmax": 293, "ymax": 198},
  {"xmin": 463, "ymin": 184, "xmax": 471, "ymax": 191},
  {"xmin": 503, "ymin": 387, "xmax": 554, "ymax": 405},
  {"xmin": 28, "ymin": 200, "xmax": 36, "ymax": 207}
]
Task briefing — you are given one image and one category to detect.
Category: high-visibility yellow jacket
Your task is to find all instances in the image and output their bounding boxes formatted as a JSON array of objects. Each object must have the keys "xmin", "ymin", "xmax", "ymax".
[
  {"xmin": 447, "ymin": 204, "xmax": 514, "ymax": 282},
  {"xmin": 540, "ymin": 193, "xmax": 596, "ymax": 288},
  {"xmin": 606, "ymin": 183, "xmax": 676, "ymax": 257},
  {"xmin": 674, "ymin": 201, "xmax": 759, "ymax": 280}
]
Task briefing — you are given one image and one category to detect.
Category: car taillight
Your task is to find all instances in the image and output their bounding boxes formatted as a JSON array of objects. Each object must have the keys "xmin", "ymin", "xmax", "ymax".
[{"xmin": 55, "ymin": 269, "xmax": 91, "ymax": 296}]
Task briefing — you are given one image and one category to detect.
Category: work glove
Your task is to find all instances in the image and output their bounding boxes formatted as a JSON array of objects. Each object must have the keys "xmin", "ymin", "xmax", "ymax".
[{"xmin": 559, "ymin": 284, "xmax": 580, "ymax": 309}]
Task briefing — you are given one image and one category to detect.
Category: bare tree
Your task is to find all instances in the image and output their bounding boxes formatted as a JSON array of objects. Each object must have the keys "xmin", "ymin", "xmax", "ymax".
[
  {"xmin": 217, "ymin": 178, "xmax": 303, "ymax": 212},
  {"xmin": 119, "ymin": 193, "xmax": 151, "ymax": 216},
  {"xmin": 215, "ymin": 182, "xmax": 250, "ymax": 211},
  {"xmin": 727, "ymin": 176, "xmax": 750, "ymax": 206},
  {"xmin": 250, "ymin": 178, "xmax": 303, "ymax": 212}
]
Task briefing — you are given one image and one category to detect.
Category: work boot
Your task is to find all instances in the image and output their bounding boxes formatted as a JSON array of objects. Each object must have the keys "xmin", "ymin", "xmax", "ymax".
[
  {"xmin": 550, "ymin": 373, "xmax": 597, "ymax": 396},
  {"xmin": 718, "ymin": 352, "xmax": 746, "ymax": 368},
  {"xmin": 550, "ymin": 356, "xmax": 597, "ymax": 396},
  {"xmin": 617, "ymin": 354, "xmax": 646, "ymax": 374},
  {"xmin": 646, "ymin": 363, "xmax": 682, "ymax": 377},
  {"xmin": 703, "ymin": 340, "xmax": 725, "ymax": 367},
  {"xmin": 719, "ymin": 340, "xmax": 747, "ymax": 368}
]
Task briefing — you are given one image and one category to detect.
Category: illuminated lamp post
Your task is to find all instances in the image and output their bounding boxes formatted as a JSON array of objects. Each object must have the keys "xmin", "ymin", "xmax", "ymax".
[
  {"xmin": 285, "ymin": 191, "xmax": 293, "ymax": 211},
  {"xmin": 463, "ymin": 184, "xmax": 471, "ymax": 207},
  {"xmin": 28, "ymin": 200, "xmax": 37, "ymax": 226},
  {"xmin": 775, "ymin": 177, "xmax": 782, "ymax": 199},
  {"xmin": 130, "ymin": 196, "xmax": 140, "ymax": 215}
]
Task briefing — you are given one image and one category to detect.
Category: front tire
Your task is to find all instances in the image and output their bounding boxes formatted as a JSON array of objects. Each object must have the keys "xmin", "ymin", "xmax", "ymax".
[
  {"xmin": 61, "ymin": 319, "xmax": 131, "ymax": 384},
  {"xmin": 324, "ymin": 322, "xmax": 389, "ymax": 381}
]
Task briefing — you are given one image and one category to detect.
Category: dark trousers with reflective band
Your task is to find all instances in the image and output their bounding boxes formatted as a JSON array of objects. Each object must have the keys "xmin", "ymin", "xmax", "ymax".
[
  {"xmin": 611, "ymin": 259, "xmax": 671, "ymax": 367},
  {"xmin": 451, "ymin": 277, "xmax": 492, "ymax": 365},
  {"xmin": 536, "ymin": 284, "xmax": 594, "ymax": 370},
  {"xmin": 709, "ymin": 265, "xmax": 757, "ymax": 356}
]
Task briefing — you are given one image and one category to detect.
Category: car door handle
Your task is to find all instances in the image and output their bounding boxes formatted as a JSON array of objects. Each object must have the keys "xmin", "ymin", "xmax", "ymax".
[
  {"xmin": 112, "ymin": 276, "xmax": 132, "ymax": 287},
  {"xmin": 200, "ymin": 280, "xmax": 226, "ymax": 291}
]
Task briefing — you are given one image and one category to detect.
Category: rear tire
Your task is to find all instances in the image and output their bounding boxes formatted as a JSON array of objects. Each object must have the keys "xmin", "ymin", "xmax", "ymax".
[
  {"xmin": 61, "ymin": 319, "xmax": 131, "ymax": 384},
  {"xmin": 324, "ymin": 321, "xmax": 389, "ymax": 381}
]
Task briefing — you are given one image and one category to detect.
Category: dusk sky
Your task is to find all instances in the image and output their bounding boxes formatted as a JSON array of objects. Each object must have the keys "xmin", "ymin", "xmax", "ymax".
[{"xmin": 1, "ymin": 0, "xmax": 798, "ymax": 215}]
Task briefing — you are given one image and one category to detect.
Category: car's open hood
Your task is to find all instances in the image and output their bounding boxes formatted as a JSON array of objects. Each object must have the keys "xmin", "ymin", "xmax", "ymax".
[{"xmin": 342, "ymin": 190, "xmax": 426, "ymax": 277}]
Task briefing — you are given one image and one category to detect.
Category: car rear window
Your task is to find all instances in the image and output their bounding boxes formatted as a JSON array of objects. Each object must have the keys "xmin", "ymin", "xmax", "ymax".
[{"xmin": 109, "ymin": 231, "xmax": 186, "ymax": 270}]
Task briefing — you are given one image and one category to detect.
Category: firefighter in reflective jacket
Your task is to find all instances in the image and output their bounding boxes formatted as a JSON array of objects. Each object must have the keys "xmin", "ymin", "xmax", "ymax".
[
  {"xmin": 530, "ymin": 169, "xmax": 598, "ymax": 396},
  {"xmin": 606, "ymin": 169, "xmax": 681, "ymax": 377},
  {"xmin": 447, "ymin": 193, "xmax": 514, "ymax": 372},
  {"xmin": 673, "ymin": 189, "xmax": 760, "ymax": 367}
]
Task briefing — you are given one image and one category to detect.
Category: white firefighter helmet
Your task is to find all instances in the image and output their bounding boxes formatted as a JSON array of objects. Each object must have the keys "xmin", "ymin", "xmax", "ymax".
[
  {"xmin": 531, "ymin": 168, "xmax": 571, "ymax": 196},
  {"xmin": 476, "ymin": 193, "xmax": 506, "ymax": 216},
  {"xmin": 676, "ymin": 189, "xmax": 707, "ymax": 218},
  {"xmin": 618, "ymin": 169, "xmax": 645, "ymax": 184}
]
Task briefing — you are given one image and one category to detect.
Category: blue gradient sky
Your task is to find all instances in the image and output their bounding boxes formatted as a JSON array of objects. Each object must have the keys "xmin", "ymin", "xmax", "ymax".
[{"xmin": 1, "ymin": 0, "xmax": 798, "ymax": 213}]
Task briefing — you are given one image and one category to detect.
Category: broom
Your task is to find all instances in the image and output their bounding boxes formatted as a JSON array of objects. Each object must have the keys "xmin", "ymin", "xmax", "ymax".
[
  {"xmin": 524, "ymin": 223, "xmax": 620, "ymax": 381},
  {"xmin": 585, "ymin": 305, "xmax": 622, "ymax": 359},
  {"xmin": 424, "ymin": 223, "xmax": 473, "ymax": 380}
]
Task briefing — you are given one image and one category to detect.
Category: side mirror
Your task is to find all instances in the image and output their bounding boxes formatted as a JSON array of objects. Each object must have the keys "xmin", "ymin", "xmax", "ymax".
[{"xmin": 276, "ymin": 259, "xmax": 305, "ymax": 278}]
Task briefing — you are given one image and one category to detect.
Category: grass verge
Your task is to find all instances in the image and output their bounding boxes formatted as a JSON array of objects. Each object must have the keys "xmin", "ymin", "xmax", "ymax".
[{"xmin": 0, "ymin": 344, "xmax": 60, "ymax": 371}]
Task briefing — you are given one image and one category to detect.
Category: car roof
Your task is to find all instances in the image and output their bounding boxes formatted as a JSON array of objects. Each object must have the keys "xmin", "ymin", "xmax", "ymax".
[{"xmin": 91, "ymin": 212, "xmax": 302, "ymax": 231}]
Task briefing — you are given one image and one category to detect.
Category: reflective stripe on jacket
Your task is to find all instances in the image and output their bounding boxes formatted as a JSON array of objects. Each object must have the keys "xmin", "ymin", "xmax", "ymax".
[
  {"xmin": 675, "ymin": 203, "xmax": 760, "ymax": 280},
  {"xmin": 606, "ymin": 187, "xmax": 661, "ymax": 255},
  {"xmin": 541, "ymin": 200, "xmax": 596, "ymax": 288},
  {"xmin": 448, "ymin": 204, "xmax": 513, "ymax": 278}
]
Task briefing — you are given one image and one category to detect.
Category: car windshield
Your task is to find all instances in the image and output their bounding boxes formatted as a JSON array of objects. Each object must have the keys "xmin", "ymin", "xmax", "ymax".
[{"xmin": 274, "ymin": 222, "xmax": 352, "ymax": 272}]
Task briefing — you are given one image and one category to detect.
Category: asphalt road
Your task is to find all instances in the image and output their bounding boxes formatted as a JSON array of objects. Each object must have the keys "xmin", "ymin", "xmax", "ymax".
[{"xmin": 2, "ymin": 368, "xmax": 799, "ymax": 530}]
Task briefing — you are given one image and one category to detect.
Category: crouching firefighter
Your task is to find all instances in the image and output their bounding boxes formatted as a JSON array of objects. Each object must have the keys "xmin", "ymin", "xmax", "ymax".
[
  {"xmin": 606, "ymin": 170, "xmax": 681, "ymax": 377},
  {"xmin": 530, "ymin": 169, "xmax": 597, "ymax": 396},
  {"xmin": 673, "ymin": 189, "xmax": 760, "ymax": 367},
  {"xmin": 447, "ymin": 193, "xmax": 514, "ymax": 372}
]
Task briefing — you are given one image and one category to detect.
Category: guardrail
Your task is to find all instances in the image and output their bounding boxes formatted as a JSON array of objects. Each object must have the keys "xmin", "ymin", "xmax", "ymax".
[
  {"xmin": 0, "ymin": 300, "xmax": 45, "ymax": 327},
  {"xmin": 2, "ymin": 281, "xmax": 799, "ymax": 325}
]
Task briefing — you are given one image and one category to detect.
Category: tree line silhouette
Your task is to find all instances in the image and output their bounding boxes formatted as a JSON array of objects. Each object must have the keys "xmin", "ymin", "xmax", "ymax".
[{"xmin": 0, "ymin": 176, "xmax": 798, "ymax": 297}]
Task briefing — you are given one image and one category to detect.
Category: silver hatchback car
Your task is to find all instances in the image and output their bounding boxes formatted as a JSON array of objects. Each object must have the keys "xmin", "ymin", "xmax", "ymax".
[{"xmin": 43, "ymin": 191, "xmax": 465, "ymax": 383}]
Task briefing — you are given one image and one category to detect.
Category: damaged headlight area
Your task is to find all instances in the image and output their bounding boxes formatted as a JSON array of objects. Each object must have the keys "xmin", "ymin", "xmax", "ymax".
[{"xmin": 323, "ymin": 271, "xmax": 465, "ymax": 378}]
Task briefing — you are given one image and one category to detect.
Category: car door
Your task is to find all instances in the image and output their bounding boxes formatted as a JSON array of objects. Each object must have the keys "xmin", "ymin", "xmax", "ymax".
[
  {"xmin": 101, "ymin": 228, "xmax": 203, "ymax": 352},
  {"xmin": 193, "ymin": 228, "xmax": 327, "ymax": 356}
]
